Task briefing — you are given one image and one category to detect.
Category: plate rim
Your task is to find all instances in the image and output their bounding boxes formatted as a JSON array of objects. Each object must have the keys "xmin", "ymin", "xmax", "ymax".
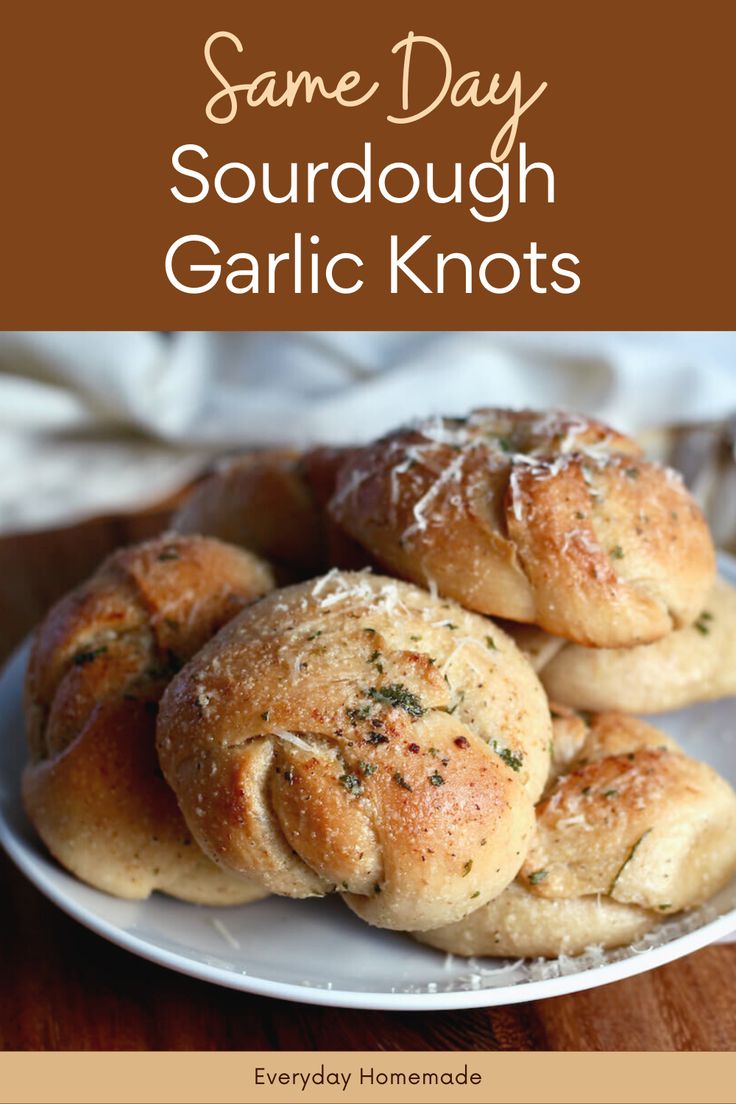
[{"xmin": 2, "ymin": 555, "xmax": 736, "ymax": 1011}]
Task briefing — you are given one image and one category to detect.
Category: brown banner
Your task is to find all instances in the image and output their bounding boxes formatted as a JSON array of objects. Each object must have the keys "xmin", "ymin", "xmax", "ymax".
[
  {"xmin": 1, "ymin": 0, "xmax": 734, "ymax": 329},
  {"xmin": 2, "ymin": 1052, "xmax": 736, "ymax": 1104}
]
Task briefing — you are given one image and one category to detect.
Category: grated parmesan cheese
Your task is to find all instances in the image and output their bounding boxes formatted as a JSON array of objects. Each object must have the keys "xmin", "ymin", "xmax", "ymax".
[
  {"xmin": 440, "ymin": 636, "xmax": 491, "ymax": 680},
  {"xmin": 210, "ymin": 917, "xmax": 241, "ymax": 950},
  {"xmin": 272, "ymin": 728, "xmax": 332, "ymax": 759},
  {"xmin": 402, "ymin": 452, "xmax": 467, "ymax": 541}
]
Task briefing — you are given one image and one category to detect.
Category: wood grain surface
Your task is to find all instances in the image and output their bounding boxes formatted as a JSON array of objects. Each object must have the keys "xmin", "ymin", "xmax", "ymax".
[{"xmin": 2, "ymin": 510, "xmax": 736, "ymax": 1052}]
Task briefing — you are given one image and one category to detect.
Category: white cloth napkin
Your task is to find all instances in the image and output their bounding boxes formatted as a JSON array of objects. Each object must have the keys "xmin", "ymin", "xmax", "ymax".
[{"xmin": 1, "ymin": 331, "xmax": 735, "ymax": 535}]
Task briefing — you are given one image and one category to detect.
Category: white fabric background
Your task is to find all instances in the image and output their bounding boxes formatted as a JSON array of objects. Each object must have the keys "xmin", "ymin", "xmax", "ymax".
[{"xmin": 1, "ymin": 330, "xmax": 735, "ymax": 535}]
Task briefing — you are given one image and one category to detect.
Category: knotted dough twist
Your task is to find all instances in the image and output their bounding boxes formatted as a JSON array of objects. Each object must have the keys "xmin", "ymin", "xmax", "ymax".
[
  {"xmin": 507, "ymin": 577, "xmax": 736, "ymax": 714},
  {"xmin": 330, "ymin": 409, "xmax": 715, "ymax": 647},
  {"xmin": 156, "ymin": 571, "xmax": 553, "ymax": 931},
  {"xmin": 417, "ymin": 709, "xmax": 736, "ymax": 956},
  {"xmin": 23, "ymin": 534, "xmax": 274, "ymax": 903},
  {"xmin": 173, "ymin": 447, "xmax": 361, "ymax": 579}
]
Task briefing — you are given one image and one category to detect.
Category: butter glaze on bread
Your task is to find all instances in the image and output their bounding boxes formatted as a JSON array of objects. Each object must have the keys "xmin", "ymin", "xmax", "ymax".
[
  {"xmin": 23, "ymin": 534, "xmax": 274, "ymax": 903},
  {"xmin": 156, "ymin": 570, "xmax": 553, "ymax": 931},
  {"xmin": 510, "ymin": 577, "xmax": 736, "ymax": 714},
  {"xmin": 330, "ymin": 409, "xmax": 715, "ymax": 647},
  {"xmin": 417, "ymin": 710, "xmax": 736, "ymax": 956}
]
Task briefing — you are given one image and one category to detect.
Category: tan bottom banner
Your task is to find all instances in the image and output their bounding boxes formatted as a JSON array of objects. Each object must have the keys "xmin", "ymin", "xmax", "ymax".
[{"xmin": 1, "ymin": 1052, "xmax": 735, "ymax": 1104}]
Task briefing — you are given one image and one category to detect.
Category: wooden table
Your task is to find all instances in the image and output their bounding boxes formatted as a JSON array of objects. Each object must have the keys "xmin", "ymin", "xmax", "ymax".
[{"xmin": 2, "ymin": 512, "xmax": 736, "ymax": 1052}]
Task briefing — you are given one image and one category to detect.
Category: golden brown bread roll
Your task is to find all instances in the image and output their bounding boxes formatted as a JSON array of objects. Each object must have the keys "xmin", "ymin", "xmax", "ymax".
[
  {"xmin": 523, "ymin": 709, "xmax": 736, "ymax": 912},
  {"xmin": 508, "ymin": 577, "xmax": 736, "ymax": 714},
  {"xmin": 330, "ymin": 409, "xmax": 715, "ymax": 647},
  {"xmin": 156, "ymin": 570, "xmax": 553, "ymax": 931},
  {"xmin": 172, "ymin": 447, "xmax": 365, "ymax": 579},
  {"xmin": 417, "ymin": 709, "xmax": 736, "ymax": 956},
  {"xmin": 23, "ymin": 534, "xmax": 274, "ymax": 903}
]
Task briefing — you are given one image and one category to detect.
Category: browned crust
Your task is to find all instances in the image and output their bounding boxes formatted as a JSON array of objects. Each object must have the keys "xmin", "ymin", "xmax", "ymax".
[
  {"xmin": 418, "ymin": 711, "xmax": 736, "ymax": 957},
  {"xmin": 521, "ymin": 710, "xmax": 736, "ymax": 914},
  {"xmin": 329, "ymin": 409, "xmax": 716, "ymax": 646},
  {"xmin": 173, "ymin": 447, "xmax": 368, "ymax": 579},
  {"xmin": 156, "ymin": 571, "xmax": 553, "ymax": 931},
  {"xmin": 23, "ymin": 533, "xmax": 275, "ymax": 903}
]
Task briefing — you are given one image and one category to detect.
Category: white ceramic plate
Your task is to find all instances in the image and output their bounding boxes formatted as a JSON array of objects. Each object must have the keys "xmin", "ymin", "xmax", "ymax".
[{"xmin": 2, "ymin": 559, "xmax": 736, "ymax": 1011}]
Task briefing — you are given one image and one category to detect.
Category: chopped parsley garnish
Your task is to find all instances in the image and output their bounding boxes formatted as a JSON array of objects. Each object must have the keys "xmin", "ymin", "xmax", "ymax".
[
  {"xmin": 610, "ymin": 545, "xmax": 625, "ymax": 559},
  {"xmin": 470, "ymin": 890, "xmax": 481, "ymax": 899},
  {"xmin": 306, "ymin": 631, "xmax": 322, "ymax": 641},
  {"xmin": 358, "ymin": 760, "xmax": 376, "ymax": 776},
  {"xmin": 429, "ymin": 771, "xmax": 445, "ymax": 786},
  {"xmin": 694, "ymin": 610, "xmax": 714, "ymax": 635},
  {"xmin": 528, "ymin": 869, "xmax": 548, "ymax": 885},
  {"xmin": 393, "ymin": 772, "xmax": 413, "ymax": 791},
  {"xmin": 368, "ymin": 650, "xmax": 384, "ymax": 672},
  {"xmin": 72, "ymin": 645, "xmax": 108, "ymax": 666},
  {"xmin": 366, "ymin": 683, "xmax": 425, "ymax": 717},
  {"xmin": 346, "ymin": 704, "xmax": 371, "ymax": 723},
  {"xmin": 364, "ymin": 731, "xmax": 389, "ymax": 746},
  {"xmin": 443, "ymin": 690, "xmax": 465, "ymax": 716},
  {"xmin": 462, "ymin": 860, "xmax": 473, "ymax": 877},
  {"xmin": 339, "ymin": 773, "xmax": 362, "ymax": 795},
  {"xmin": 607, "ymin": 829, "xmax": 652, "ymax": 896},
  {"xmin": 485, "ymin": 635, "xmax": 497, "ymax": 651},
  {"xmin": 603, "ymin": 789, "xmax": 618, "ymax": 798},
  {"xmin": 492, "ymin": 742, "xmax": 523, "ymax": 772}
]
